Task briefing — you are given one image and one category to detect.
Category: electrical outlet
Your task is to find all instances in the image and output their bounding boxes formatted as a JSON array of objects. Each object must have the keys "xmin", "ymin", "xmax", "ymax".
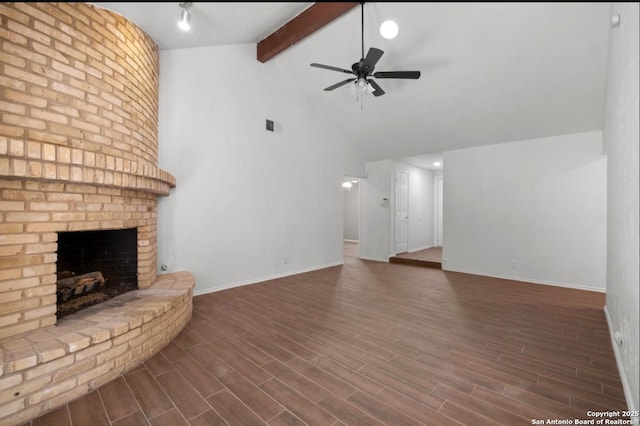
[
  {"xmin": 614, "ymin": 330, "xmax": 623, "ymax": 345},
  {"xmin": 510, "ymin": 260, "xmax": 517, "ymax": 269}
]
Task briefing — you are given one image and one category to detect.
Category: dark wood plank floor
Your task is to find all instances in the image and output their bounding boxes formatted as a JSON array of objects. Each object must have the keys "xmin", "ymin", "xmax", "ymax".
[{"xmin": 24, "ymin": 249, "xmax": 627, "ymax": 426}]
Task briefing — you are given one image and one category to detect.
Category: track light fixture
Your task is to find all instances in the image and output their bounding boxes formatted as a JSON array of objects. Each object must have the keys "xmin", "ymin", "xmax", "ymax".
[{"xmin": 178, "ymin": 2, "xmax": 192, "ymax": 31}]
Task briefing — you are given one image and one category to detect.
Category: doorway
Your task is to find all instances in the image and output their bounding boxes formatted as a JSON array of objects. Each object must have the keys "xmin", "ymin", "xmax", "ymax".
[
  {"xmin": 343, "ymin": 176, "xmax": 360, "ymax": 258},
  {"xmin": 434, "ymin": 175, "xmax": 443, "ymax": 247},
  {"xmin": 395, "ymin": 171, "xmax": 409, "ymax": 254}
]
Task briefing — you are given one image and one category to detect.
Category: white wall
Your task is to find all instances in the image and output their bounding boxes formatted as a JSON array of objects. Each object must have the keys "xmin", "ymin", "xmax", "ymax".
[
  {"xmin": 359, "ymin": 160, "xmax": 392, "ymax": 261},
  {"xmin": 443, "ymin": 131, "xmax": 607, "ymax": 291},
  {"xmin": 157, "ymin": 44, "xmax": 350, "ymax": 294},
  {"xmin": 343, "ymin": 182, "xmax": 359, "ymax": 242},
  {"xmin": 603, "ymin": 2, "xmax": 639, "ymax": 413}
]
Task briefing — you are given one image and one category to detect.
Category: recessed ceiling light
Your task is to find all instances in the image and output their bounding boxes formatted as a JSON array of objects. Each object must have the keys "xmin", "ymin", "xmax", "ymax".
[
  {"xmin": 342, "ymin": 182, "xmax": 353, "ymax": 189},
  {"xmin": 379, "ymin": 20, "xmax": 399, "ymax": 40},
  {"xmin": 433, "ymin": 162, "xmax": 441, "ymax": 167}
]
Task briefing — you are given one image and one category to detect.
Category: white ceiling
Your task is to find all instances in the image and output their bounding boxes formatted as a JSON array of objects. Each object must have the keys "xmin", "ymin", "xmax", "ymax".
[
  {"xmin": 92, "ymin": 2, "xmax": 610, "ymax": 165},
  {"xmin": 400, "ymin": 153, "xmax": 444, "ymax": 171},
  {"xmin": 93, "ymin": 3, "xmax": 313, "ymax": 49}
]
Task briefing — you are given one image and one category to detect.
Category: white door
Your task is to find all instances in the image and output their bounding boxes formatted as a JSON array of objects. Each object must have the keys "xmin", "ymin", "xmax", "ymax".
[
  {"xmin": 434, "ymin": 176, "xmax": 443, "ymax": 246},
  {"xmin": 395, "ymin": 172, "xmax": 408, "ymax": 254}
]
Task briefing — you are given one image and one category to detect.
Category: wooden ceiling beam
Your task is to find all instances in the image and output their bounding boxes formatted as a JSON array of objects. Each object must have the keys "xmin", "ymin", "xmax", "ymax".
[{"xmin": 257, "ymin": 2, "xmax": 359, "ymax": 63}]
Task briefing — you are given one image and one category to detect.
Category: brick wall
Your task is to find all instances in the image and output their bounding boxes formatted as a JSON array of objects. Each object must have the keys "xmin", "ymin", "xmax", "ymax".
[
  {"xmin": 0, "ymin": 3, "xmax": 175, "ymax": 340},
  {"xmin": 1, "ymin": 2, "xmax": 161, "ymax": 167},
  {"xmin": 0, "ymin": 4, "xmax": 193, "ymax": 423}
]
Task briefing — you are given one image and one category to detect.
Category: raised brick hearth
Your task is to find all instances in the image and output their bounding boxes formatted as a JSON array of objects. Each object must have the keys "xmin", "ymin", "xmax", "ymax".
[{"xmin": 0, "ymin": 3, "xmax": 193, "ymax": 424}]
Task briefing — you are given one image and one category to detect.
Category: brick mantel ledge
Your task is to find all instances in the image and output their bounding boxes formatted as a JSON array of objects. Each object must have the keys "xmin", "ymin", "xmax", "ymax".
[
  {"xmin": 0, "ymin": 157, "xmax": 176, "ymax": 197},
  {"xmin": 0, "ymin": 272, "xmax": 194, "ymax": 425}
]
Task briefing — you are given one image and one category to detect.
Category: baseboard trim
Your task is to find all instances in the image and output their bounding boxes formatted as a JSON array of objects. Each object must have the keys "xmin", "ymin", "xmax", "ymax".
[
  {"xmin": 604, "ymin": 306, "xmax": 639, "ymax": 420},
  {"xmin": 193, "ymin": 261, "xmax": 344, "ymax": 296},
  {"xmin": 441, "ymin": 266, "xmax": 605, "ymax": 293}
]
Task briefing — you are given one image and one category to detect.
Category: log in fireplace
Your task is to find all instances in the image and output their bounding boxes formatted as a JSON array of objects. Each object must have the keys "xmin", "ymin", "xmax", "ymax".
[{"xmin": 56, "ymin": 228, "xmax": 138, "ymax": 319}]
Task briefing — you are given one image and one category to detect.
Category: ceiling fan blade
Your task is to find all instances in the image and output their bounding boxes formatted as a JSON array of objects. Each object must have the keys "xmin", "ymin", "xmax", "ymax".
[
  {"xmin": 311, "ymin": 63, "xmax": 354, "ymax": 74},
  {"xmin": 368, "ymin": 79, "xmax": 385, "ymax": 97},
  {"xmin": 372, "ymin": 71, "xmax": 421, "ymax": 79},
  {"xmin": 324, "ymin": 78, "xmax": 356, "ymax": 91},
  {"xmin": 364, "ymin": 48, "xmax": 384, "ymax": 68}
]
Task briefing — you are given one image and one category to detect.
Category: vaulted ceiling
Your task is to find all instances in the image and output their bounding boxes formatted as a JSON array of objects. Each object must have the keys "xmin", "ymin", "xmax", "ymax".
[{"xmin": 93, "ymin": 2, "xmax": 610, "ymax": 163}]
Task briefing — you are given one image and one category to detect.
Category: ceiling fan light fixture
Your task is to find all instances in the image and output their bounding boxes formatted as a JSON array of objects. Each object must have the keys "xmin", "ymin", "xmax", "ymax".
[
  {"xmin": 178, "ymin": 2, "xmax": 192, "ymax": 31},
  {"xmin": 379, "ymin": 20, "xmax": 399, "ymax": 40},
  {"xmin": 310, "ymin": 2, "xmax": 420, "ymax": 101}
]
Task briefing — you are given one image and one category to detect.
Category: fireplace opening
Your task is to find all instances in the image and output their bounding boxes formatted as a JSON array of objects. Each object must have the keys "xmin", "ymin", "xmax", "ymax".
[{"xmin": 56, "ymin": 228, "xmax": 138, "ymax": 319}]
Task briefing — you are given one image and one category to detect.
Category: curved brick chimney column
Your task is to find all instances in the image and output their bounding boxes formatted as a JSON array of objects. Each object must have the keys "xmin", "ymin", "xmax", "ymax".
[
  {"xmin": 0, "ymin": 2, "xmax": 176, "ymax": 340},
  {"xmin": 1, "ymin": 4, "xmax": 192, "ymax": 423}
]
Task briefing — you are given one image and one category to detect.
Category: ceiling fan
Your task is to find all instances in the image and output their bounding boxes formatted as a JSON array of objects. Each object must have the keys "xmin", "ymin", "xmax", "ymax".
[{"xmin": 310, "ymin": 2, "xmax": 420, "ymax": 97}]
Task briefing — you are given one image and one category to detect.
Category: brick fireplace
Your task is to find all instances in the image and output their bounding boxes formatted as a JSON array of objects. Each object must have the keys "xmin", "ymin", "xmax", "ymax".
[{"xmin": 0, "ymin": 3, "xmax": 194, "ymax": 423}]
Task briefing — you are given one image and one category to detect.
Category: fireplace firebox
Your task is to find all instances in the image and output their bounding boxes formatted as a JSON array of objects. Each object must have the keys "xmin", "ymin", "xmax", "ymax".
[{"xmin": 56, "ymin": 228, "xmax": 138, "ymax": 319}]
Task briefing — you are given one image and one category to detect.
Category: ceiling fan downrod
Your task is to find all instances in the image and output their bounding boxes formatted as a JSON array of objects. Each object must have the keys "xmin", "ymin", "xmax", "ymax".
[{"xmin": 360, "ymin": 2, "xmax": 365, "ymax": 60}]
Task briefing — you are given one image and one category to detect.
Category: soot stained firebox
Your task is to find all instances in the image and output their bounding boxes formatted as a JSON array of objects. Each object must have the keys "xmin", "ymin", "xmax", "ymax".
[{"xmin": 56, "ymin": 228, "xmax": 138, "ymax": 319}]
